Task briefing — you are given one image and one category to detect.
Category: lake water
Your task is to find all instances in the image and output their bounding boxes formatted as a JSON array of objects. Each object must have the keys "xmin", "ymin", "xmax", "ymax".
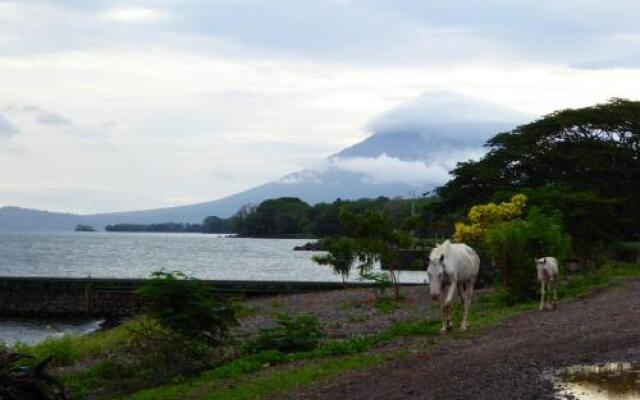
[
  {"xmin": 0, "ymin": 232, "xmax": 425, "ymax": 281},
  {"xmin": 0, "ymin": 232, "xmax": 425, "ymax": 345}
]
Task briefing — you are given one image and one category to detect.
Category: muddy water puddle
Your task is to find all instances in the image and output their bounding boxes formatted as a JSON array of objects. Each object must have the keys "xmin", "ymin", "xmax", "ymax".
[{"xmin": 556, "ymin": 362, "xmax": 640, "ymax": 399}]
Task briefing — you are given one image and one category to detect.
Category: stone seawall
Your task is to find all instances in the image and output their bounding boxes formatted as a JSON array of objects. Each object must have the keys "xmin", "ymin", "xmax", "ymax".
[{"xmin": 0, "ymin": 277, "xmax": 406, "ymax": 318}]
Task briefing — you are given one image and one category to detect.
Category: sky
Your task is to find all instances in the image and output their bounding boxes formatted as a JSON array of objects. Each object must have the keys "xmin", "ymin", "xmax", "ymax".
[{"xmin": 1, "ymin": 0, "xmax": 640, "ymax": 214}]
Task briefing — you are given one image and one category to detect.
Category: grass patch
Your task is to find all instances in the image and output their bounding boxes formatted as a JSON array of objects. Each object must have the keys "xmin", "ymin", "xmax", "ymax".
[
  {"xmin": 560, "ymin": 262, "xmax": 640, "ymax": 299},
  {"xmin": 13, "ymin": 317, "xmax": 149, "ymax": 367},
  {"xmin": 373, "ymin": 297, "xmax": 403, "ymax": 314},
  {"xmin": 125, "ymin": 354, "xmax": 384, "ymax": 400}
]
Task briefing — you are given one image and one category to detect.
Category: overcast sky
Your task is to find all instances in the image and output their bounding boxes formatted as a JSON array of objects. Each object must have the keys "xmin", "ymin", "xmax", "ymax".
[{"xmin": 2, "ymin": 0, "xmax": 640, "ymax": 213}]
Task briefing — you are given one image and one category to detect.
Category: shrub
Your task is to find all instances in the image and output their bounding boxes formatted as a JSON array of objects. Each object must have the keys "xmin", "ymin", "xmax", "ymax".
[
  {"xmin": 607, "ymin": 242, "xmax": 640, "ymax": 263},
  {"xmin": 13, "ymin": 336, "xmax": 78, "ymax": 367},
  {"xmin": 246, "ymin": 313, "xmax": 324, "ymax": 354},
  {"xmin": 0, "ymin": 347, "xmax": 68, "ymax": 399},
  {"xmin": 359, "ymin": 272, "xmax": 392, "ymax": 298},
  {"xmin": 312, "ymin": 237, "xmax": 358, "ymax": 285},
  {"xmin": 484, "ymin": 208, "xmax": 571, "ymax": 303},
  {"xmin": 136, "ymin": 270, "xmax": 238, "ymax": 346}
]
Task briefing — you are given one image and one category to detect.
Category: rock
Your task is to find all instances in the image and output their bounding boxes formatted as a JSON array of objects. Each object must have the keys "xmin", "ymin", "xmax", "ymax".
[{"xmin": 293, "ymin": 241, "xmax": 324, "ymax": 251}]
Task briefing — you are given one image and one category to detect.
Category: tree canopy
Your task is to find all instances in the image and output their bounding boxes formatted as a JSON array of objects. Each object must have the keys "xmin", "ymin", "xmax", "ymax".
[{"xmin": 437, "ymin": 98, "xmax": 640, "ymax": 241}]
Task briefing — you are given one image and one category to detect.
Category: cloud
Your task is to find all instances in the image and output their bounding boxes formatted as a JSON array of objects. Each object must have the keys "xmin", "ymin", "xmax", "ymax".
[
  {"xmin": 368, "ymin": 91, "xmax": 532, "ymax": 131},
  {"xmin": 333, "ymin": 91, "xmax": 534, "ymax": 154},
  {"xmin": 326, "ymin": 148, "xmax": 485, "ymax": 186},
  {"xmin": 1, "ymin": 1, "xmax": 640, "ymax": 213},
  {"xmin": 36, "ymin": 112, "xmax": 72, "ymax": 125},
  {"xmin": 6, "ymin": 1, "xmax": 640, "ymax": 68},
  {"xmin": 0, "ymin": 114, "xmax": 18, "ymax": 138},
  {"xmin": 8, "ymin": 105, "xmax": 73, "ymax": 126},
  {"xmin": 330, "ymin": 154, "xmax": 450, "ymax": 186},
  {"xmin": 100, "ymin": 7, "xmax": 166, "ymax": 23}
]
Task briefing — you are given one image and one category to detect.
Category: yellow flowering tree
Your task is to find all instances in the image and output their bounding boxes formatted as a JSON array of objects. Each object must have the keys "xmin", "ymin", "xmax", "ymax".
[{"xmin": 454, "ymin": 194, "xmax": 527, "ymax": 245}]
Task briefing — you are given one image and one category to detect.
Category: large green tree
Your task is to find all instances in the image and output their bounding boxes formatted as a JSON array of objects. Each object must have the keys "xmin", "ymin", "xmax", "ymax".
[{"xmin": 437, "ymin": 98, "xmax": 640, "ymax": 241}]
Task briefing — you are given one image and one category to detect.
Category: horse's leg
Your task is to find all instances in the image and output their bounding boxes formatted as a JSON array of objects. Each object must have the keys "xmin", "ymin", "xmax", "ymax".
[
  {"xmin": 539, "ymin": 279, "xmax": 546, "ymax": 311},
  {"xmin": 444, "ymin": 282, "xmax": 456, "ymax": 331},
  {"xmin": 461, "ymin": 280, "xmax": 475, "ymax": 332},
  {"xmin": 458, "ymin": 283, "xmax": 468, "ymax": 331},
  {"xmin": 440, "ymin": 300, "xmax": 449, "ymax": 333},
  {"xmin": 552, "ymin": 278, "xmax": 558, "ymax": 308}
]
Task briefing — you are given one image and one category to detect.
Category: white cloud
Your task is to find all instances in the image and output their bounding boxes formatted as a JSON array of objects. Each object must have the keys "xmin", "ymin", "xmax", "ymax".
[
  {"xmin": 328, "ymin": 149, "xmax": 485, "ymax": 186},
  {"xmin": 1, "ymin": 1, "xmax": 640, "ymax": 212},
  {"xmin": 0, "ymin": 114, "xmax": 18, "ymax": 138},
  {"xmin": 331, "ymin": 154, "xmax": 449, "ymax": 185},
  {"xmin": 101, "ymin": 7, "xmax": 165, "ymax": 23}
]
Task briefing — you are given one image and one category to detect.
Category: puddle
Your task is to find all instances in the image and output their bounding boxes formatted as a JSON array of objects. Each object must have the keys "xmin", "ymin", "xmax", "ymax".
[{"xmin": 556, "ymin": 362, "xmax": 640, "ymax": 400}]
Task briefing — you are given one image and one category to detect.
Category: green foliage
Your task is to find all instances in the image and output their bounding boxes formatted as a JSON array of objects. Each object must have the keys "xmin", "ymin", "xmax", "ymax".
[
  {"xmin": 13, "ymin": 336, "xmax": 78, "ymax": 367},
  {"xmin": 438, "ymin": 98, "xmax": 640, "ymax": 244},
  {"xmin": 372, "ymin": 297, "xmax": 402, "ymax": 314},
  {"xmin": 312, "ymin": 237, "xmax": 357, "ymax": 284},
  {"xmin": 105, "ymin": 222, "xmax": 202, "ymax": 233},
  {"xmin": 494, "ymin": 185, "xmax": 626, "ymax": 266},
  {"xmin": 136, "ymin": 270, "xmax": 238, "ymax": 346},
  {"xmin": 127, "ymin": 354, "xmax": 383, "ymax": 400},
  {"xmin": 246, "ymin": 313, "xmax": 324, "ymax": 354},
  {"xmin": 201, "ymin": 216, "xmax": 234, "ymax": 233},
  {"xmin": 339, "ymin": 209, "xmax": 415, "ymax": 298},
  {"xmin": 0, "ymin": 347, "xmax": 69, "ymax": 400},
  {"xmin": 359, "ymin": 272, "xmax": 392, "ymax": 298},
  {"xmin": 230, "ymin": 195, "xmax": 437, "ymax": 239},
  {"xmin": 607, "ymin": 242, "xmax": 640, "ymax": 263},
  {"xmin": 484, "ymin": 208, "xmax": 571, "ymax": 302}
]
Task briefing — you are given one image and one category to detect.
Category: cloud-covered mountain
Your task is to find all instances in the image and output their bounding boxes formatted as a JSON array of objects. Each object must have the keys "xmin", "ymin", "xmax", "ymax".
[{"xmin": 0, "ymin": 92, "xmax": 532, "ymax": 231}]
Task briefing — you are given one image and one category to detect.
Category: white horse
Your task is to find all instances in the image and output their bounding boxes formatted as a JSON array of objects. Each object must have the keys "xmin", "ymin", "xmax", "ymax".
[
  {"xmin": 427, "ymin": 240, "xmax": 480, "ymax": 333},
  {"xmin": 536, "ymin": 257, "xmax": 559, "ymax": 311}
]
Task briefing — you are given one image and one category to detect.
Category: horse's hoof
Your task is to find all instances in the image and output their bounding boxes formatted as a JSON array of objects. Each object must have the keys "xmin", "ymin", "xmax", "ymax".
[
  {"xmin": 439, "ymin": 329, "xmax": 448, "ymax": 335},
  {"xmin": 460, "ymin": 327, "xmax": 468, "ymax": 333}
]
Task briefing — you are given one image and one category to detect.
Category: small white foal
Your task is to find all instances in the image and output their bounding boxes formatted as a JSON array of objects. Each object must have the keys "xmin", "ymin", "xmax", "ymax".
[{"xmin": 536, "ymin": 257, "xmax": 559, "ymax": 311}]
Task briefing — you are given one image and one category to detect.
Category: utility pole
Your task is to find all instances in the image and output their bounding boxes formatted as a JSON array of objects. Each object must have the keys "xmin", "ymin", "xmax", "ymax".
[{"xmin": 410, "ymin": 188, "xmax": 416, "ymax": 217}]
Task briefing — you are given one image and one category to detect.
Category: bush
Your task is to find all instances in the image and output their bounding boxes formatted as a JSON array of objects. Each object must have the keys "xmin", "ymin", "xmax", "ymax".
[
  {"xmin": 0, "ymin": 347, "xmax": 68, "ymax": 399},
  {"xmin": 312, "ymin": 237, "xmax": 358, "ymax": 284},
  {"xmin": 246, "ymin": 313, "xmax": 324, "ymax": 354},
  {"xmin": 136, "ymin": 270, "xmax": 238, "ymax": 346},
  {"xmin": 359, "ymin": 272, "xmax": 392, "ymax": 298},
  {"xmin": 607, "ymin": 242, "xmax": 640, "ymax": 263},
  {"xmin": 484, "ymin": 208, "xmax": 571, "ymax": 303},
  {"xmin": 13, "ymin": 336, "xmax": 78, "ymax": 367}
]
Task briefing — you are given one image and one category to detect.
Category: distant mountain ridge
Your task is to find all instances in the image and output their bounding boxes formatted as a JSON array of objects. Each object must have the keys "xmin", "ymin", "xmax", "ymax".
[{"xmin": 0, "ymin": 92, "xmax": 533, "ymax": 231}]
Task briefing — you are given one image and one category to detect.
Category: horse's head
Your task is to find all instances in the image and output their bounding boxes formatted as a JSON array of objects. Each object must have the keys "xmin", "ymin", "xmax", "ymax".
[{"xmin": 427, "ymin": 240, "xmax": 451, "ymax": 301}]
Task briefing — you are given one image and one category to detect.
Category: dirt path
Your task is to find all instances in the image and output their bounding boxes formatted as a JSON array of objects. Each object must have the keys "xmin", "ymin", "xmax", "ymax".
[{"xmin": 279, "ymin": 279, "xmax": 640, "ymax": 400}]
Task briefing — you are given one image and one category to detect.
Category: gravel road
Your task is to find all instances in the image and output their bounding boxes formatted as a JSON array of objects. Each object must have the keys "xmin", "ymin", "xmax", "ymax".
[{"xmin": 279, "ymin": 279, "xmax": 640, "ymax": 400}]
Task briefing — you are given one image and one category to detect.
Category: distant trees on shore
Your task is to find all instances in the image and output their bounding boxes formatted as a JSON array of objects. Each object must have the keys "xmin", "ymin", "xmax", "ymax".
[
  {"xmin": 105, "ymin": 222, "xmax": 204, "ymax": 233},
  {"xmin": 229, "ymin": 196, "xmax": 436, "ymax": 238}
]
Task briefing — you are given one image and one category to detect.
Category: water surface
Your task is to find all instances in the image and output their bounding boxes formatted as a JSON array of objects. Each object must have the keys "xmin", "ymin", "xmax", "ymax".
[
  {"xmin": 0, "ymin": 232, "xmax": 424, "ymax": 282},
  {"xmin": 0, "ymin": 318, "xmax": 103, "ymax": 346},
  {"xmin": 0, "ymin": 232, "xmax": 425, "ymax": 345},
  {"xmin": 557, "ymin": 362, "xmax": 640, "ymax": 400}
]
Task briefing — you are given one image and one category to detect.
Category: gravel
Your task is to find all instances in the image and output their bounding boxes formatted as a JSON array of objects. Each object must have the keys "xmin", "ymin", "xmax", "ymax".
[{"xmin": 275, "ymin": 279, "xmax": 640, "ymax": 400}]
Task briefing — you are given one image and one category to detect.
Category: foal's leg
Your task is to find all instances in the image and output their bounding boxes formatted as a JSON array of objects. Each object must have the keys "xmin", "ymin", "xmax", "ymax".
[{"xmin": 539, "ymin": 280, "xmax": 546, "ymax": 311}]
